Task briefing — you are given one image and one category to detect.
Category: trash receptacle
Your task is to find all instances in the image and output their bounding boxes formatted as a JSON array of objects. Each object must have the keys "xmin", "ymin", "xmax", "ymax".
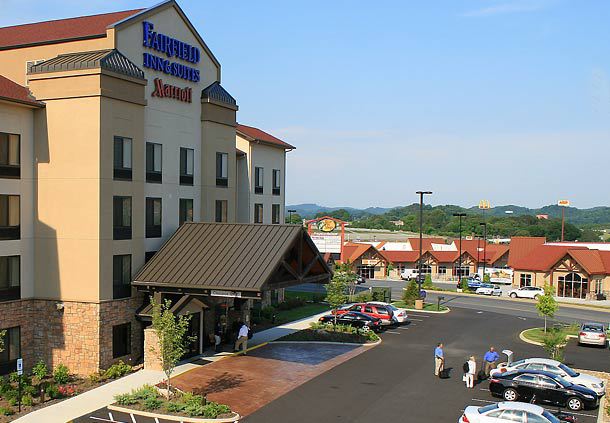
[{"xmin": 415, "ymin": 299, "xmax": 424, "ymax": 310}]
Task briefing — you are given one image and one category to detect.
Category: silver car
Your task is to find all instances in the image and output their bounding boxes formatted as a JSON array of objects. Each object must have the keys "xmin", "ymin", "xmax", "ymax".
[
  {"xmin": 578, "ymin": 322, "xmax": 607, "ymax": 347},
  {"xmin": 459, "ymin": 402, "xmax": 562, "ymax": 423}
]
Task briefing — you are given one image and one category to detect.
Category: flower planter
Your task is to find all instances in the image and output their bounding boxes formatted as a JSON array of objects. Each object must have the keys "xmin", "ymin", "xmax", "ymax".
[{"xmin": 108, "ymin": 404, "xmax": 240, "ymax": 422}]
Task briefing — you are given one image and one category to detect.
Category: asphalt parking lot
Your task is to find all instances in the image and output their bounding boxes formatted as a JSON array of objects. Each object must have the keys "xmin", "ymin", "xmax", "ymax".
[{"xmin": 244, "ymin": 307, "xmax": 607, "ymax": 423}]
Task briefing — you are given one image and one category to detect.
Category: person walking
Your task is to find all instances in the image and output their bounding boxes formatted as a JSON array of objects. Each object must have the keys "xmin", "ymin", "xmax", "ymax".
[
  {"xmin": 434, "ymin": 342, "xmax": 445, "ymax": 377},
  {"xmin": 464, "ymin": 355, "xmax": 476, "ymax": 388},
  {"xmin": 234, "ymin": 322, "xmax": 249, "ymax": 355},
  {"xmin": 483, "ymin": 346, "xmax": 500, "ymax": 377}
]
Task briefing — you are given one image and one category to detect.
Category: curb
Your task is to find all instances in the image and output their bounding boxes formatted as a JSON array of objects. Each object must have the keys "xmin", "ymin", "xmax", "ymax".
[
  {"xmin": 518, "ymin": 328, "xmax": 577, "ymax": 347},
  {"xmin": 403, "ymin": 306, "xmax": 451, "ymax": 314},
  {"xmin": 425, "ymin": 289, "xmax": 610, "ymax": 313},
  {"xmin": 107, "ymin": 404, "xmax": 240, "ymax": 422},
  {"xmin": 270, "ymin": 339, "xmax": 382, "ymax": 347}
]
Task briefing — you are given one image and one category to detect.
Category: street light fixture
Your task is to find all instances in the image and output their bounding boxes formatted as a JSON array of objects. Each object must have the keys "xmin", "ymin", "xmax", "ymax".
[
  {"xmin": 480, "ymin": 222, "xmax": 487, "ymax": 280},
  {"xmin": 416, "ymin": 191, "xmax": 433, "ymax": 296},
  {"xmin": 287, "ymin": 209, "xmax": 297, "ymax": 224},
  {"xmin": 453, "ymin": 213, "xmax": 467, "ymax": 283}
]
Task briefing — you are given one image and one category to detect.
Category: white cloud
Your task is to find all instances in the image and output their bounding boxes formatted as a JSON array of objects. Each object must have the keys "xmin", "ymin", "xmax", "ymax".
[{"xmin": 460, "ymin": 0, "xmax": 551, "ymax": 18}]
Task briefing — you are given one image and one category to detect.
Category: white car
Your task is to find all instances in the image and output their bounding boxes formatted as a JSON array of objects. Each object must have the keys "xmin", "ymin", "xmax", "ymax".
[
  {"xmin": 459, "ymin": 402, "xmax": 562, "ymax": 423},
  {"xmin": 491, "ymin": 357, "xmax": 605, "ymax": 397},
  {"xmin": 367, "ymin": 301, "xmax": 408, "ymax": 323},
  {"xmin": 475, "ymin": 284, "xmax": 502, "ymax": 296},
  {"xmin": 508, "ymin": 286, "xmax": 544, "ymax": 299},
  {"xmin": 400, "ymin": 268, "xmax": 420, "ymax": 280}
]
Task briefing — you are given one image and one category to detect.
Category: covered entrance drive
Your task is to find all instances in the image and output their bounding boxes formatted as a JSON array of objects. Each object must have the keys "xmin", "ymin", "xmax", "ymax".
[{"xmin": 132, "ymin": 223, "xmax": 332, "ymax": 368}]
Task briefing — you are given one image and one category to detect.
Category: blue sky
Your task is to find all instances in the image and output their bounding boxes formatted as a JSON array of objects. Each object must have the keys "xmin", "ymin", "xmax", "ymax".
[{"xmin": 2, "ymin": 0, "xmax": 609, "ymax": 209}]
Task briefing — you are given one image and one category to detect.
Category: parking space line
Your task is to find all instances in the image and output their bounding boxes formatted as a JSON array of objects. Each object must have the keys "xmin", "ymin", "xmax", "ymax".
[
  {"xmin": 130, "ymin": 414, "xmax": 137, "ymax": 423},
  {"xmin": 398, "ymin": 326, "xmax": 409, "ymax": 330},
  {"xmin": 409, "ymin": 318, "xmax": 424, "ymax": 321},
  {"xmin": 386, "ymin": 331, "xmax": 401, "ymax": 334}
]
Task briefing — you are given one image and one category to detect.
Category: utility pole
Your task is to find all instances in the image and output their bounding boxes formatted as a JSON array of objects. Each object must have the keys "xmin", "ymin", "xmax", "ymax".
[
  {"xmin": 453, "ymin": 213, "xmax": 467, "ymax": 283},
  {"xmin": 480, "ymin": 222, "xmax": 487, "ymax": 279},
  {"xmin": 416, "ymin": 191, "xmax": 432, "ymax": 296}
]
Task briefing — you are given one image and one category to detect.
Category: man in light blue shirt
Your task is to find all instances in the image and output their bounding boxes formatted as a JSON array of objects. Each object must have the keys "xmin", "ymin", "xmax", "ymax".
[
  {"xmin": 483, "ymin": 346, "xmax": 500, "ymax": 377},
  {"xmin": 434, "ymin": 343, "xmax": 444, "ymax": 377}
]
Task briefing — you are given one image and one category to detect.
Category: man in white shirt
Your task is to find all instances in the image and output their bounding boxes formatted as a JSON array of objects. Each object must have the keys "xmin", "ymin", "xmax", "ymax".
[{"xmin": 234, "ymin": 322, "xmax": 250, "ymax": 355}]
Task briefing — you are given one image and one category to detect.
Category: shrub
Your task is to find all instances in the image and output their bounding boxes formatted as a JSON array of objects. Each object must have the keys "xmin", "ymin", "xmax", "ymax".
[
  {"xmin": 166, "ymin": 401, "xmax": 186, "ymax": 413},
  {"xmin": 104, "ymin": 361, "xmax": 132, "ymax": 379},
  {"xmin": 402, "ymin": 280, "xmax": 420, "ymax": 307},
  {"xmin": 21, "ymin": 394, "xmax": 33, "ymax": 406},
  {"xmin": 353, "ymin": 292, "xmax": 372, "ymax": 303},
  {"xmin": 143, "ymin": 396, "xmax": 163, "ymax": 410},
  {"xmin": 423, "ymin": 274, "xmax": 434, "ymax": 288},
  {"xmin": 23, "ymin": 384, "xmax": 37, "ymax": 396},
  {"xmin": 132, "ymin": 384, "xmax": 157, "ymax": 401},
  {"xmin": 483, "ymin": 274, "xmax": 491, "ymax": 282},
  {"xmin": 371, "ymin": 290, "xmax": 386, "ymax": 302},
  {"xmin": 32, "ymin": 360, "xmax": 48, "ymax": 381},
  {"xmin": 53, "ymin": 364, "xmax": 70, "ymax": 384},
  {"xmin": 460, "ymin": 278, "xmax": 469, "ymax": 292},
  {"xmin": 276, "ymin": 297, "xmax": 305, "ymax": 311},
  {"xmin": 201, "ymin": 401, "xmax": 231, "ymax": 418},
  {"xmin": 312, "ymin": 294, "xmax": 325, "ymax": 303},
  {"xmin": 542, "ymin": 329, "xmax": 567, "ymax": 362},
  {"xmin": 45, "ymin": 384, "xmax": 60, "ymax": 399},
  {"xmin": 88, "ymin": 372, "xmax": 102, "ymax": 384},
  {"xmin": 114, "ymin": 393, "xmax": 137, "ymax": 406},
  {"xmin": 7, "ymin": 397, "xmax": 17, "ymax": 407},
  {"xmin": 58, "ymin": 384, "xmax": 77, "ymax": 397},
  {"xmin": 260, "ymin": 306, "xmax": 276, "ymax": 320},
  {"xmin": 8, "ymin": 372, "xmax": 19, "ymax": 384},
  {"xmin": 0, "ymin": 406, "xmax": 14, "ymax": 416}
]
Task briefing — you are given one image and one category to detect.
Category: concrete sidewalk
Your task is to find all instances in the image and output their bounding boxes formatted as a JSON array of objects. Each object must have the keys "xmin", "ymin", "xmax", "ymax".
[{"xmin": 14, "ymin": 311, "xmax": 328, "ymax": 423}]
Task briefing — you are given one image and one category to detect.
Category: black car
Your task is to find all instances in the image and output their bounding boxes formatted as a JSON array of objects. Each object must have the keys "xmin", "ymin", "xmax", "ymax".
[
  {"xmin": 489, "ymin": 369, "xmax": 599, "ymax": 411},
  {"xmin": 319, "ymin": 311, "xmax": 382, "ymax": 332}
]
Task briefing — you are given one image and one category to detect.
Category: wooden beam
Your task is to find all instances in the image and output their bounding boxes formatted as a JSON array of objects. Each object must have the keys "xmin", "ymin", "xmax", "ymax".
[
  {"xmin": 302, "ymin": 255, "xmax": 320, "ymax": 277},
  {"xmin": 281, "ymin": 259, "xmax": 300, "ymax": 280},
  {"xmin": 297, "ymin": 231, "xmax": 303, "ymax": 275}
]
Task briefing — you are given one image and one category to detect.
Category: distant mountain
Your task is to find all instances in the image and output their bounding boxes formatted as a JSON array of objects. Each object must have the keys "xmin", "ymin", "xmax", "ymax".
[{"xmin": 286, "ymin": 203, "xmax": 392, "ymax": 219}]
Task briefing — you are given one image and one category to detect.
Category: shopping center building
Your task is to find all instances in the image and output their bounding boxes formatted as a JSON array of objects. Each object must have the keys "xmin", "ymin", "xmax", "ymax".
[{"xmin": 0, "ymin": 1, "xmax": 330, "ymax": 375}]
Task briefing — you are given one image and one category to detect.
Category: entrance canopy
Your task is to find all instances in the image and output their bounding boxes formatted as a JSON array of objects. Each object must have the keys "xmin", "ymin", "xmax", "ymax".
[{"xmin": 133, "ymin": 223, "xmax": 331, "ymax": 298}]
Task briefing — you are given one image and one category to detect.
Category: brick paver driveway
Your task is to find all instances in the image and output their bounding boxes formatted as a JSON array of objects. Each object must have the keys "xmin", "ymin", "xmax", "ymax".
[{"xmin": 170, "ymin": 342, "xmax": 371, "ymax": 417}]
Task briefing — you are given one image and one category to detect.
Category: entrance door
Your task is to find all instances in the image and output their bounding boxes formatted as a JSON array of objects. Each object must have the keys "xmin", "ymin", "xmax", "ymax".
[{"xmin": 183, "ymin": 312, "xmax": 201, "ymax": 358}]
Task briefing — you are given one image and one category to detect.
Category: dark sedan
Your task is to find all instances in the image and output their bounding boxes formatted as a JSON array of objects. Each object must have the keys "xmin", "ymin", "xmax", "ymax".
[
  {"xmin": 319, "ymin": 311, "xmax": 383, "ymax": 332},
  {"xmin": 489, "ymin": 369, "xmax": 599, "ymax": 411}
]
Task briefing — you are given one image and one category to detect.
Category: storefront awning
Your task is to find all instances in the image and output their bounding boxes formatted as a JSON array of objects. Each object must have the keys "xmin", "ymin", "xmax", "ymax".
[{"xmin": 133, "ymin": 223, "xmax": 332, "ymax": 296}]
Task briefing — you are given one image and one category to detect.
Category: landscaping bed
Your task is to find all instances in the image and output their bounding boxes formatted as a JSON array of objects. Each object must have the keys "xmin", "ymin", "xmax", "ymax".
[
  {"xmin": 113, "ymin": 384, "xmax": 236, "ymax": 421},
  {"xmin": 0, "ymin": 360, "xmax": 134, "ymax": 422},
  {"xmin": 277, "ymin": 323, "xmax": 379, "ymax": 344},
  {"xmin": 251, "ymin": 295, "xmax": 329, "ymax": 332},
  {"xmin": 521, "ymin": 325, "xmax": 579, "ymax": 344},
  {"xmin": 392, "ymin": 300, "xmax": 448, "ymax": 312}
]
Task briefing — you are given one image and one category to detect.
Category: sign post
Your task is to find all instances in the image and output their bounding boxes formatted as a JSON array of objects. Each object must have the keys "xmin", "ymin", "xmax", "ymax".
[
  {"xmin": 16, "ymin": 358, "xmax": 23, "ymax": 412},
  {"xmin": 557, "ymin": 200, "xmax": 570, "ymax": 242}
]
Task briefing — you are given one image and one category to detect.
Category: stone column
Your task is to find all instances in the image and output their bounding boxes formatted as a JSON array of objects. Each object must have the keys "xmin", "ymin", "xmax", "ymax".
[{"xmin": 143, "ymin": 328, "xmax": 162, "ymax": 371}]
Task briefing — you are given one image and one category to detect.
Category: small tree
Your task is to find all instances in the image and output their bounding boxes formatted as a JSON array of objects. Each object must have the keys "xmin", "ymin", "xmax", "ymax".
[
  {"xmin": 150, "ymin": 297, "xmax": 193, "ymax": 397},
  {"xmin": 402, "ymin": 280, "xmax": 419, "ymax": 307},
  {"xmin": 334, "ymin": 263, "xmax": 358, "ymax": 302},
  {"xmin": 542, "ymin": 329, "xmax": 567, "ymax": 361},
  {"xmin": 460, "ymin": 277, "xmax": 469, "ymax": 292},
  {"xmin": 423, "ymin": 274, "xmax": 434, "ymax": 289},
  {"xmin": 325, "ymin": 270, "xmax": 349, "ymax": 324},
  {"xmin": 536, "ymin": 283, "xmax": 558, "ymax": 333},
  {"xmin": 386, "ymin": 263, "xmax": 395, "ymax": 278},
  {"xmin": 483, "ymin": 273, "xmax": 491, "ymax": 283}
]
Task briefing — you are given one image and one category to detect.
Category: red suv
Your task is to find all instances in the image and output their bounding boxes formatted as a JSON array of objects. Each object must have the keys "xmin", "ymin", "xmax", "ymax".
[{"xmin": 334, "ymin": 303, "xmax": 395, "ymax": 325}]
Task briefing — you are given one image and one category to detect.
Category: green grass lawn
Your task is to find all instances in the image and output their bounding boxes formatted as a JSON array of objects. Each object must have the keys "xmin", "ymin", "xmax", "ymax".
[
  {"xmin": 391, "ymin": 301, "xmax": 448, "ymax": 311},
  {"xmin": 275, "ymin": 303, "xmax": 329, "ymax": 324},
  {"xmin": 521, "ymin": 325, "xmax": 580, "ymax": 344},
  {"xmin": 284, "ymin": 290, "xmax": 325, "ymax": 302}
]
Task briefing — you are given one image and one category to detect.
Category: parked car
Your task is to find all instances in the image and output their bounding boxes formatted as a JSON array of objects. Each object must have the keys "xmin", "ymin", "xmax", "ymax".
[
  {"xmin": 578, "ymin": 322, "xmax": 607, "ymax": 347},
  {"xmin": 491, "ymin": 357, "xmax": 606, "ymax": 397},
  {"xmin": 508, "ymin": 286, "xmax": 544, "ymax": 299},
  {"xmin": 475, "ymin": 284, "xmax": 502, "ymax": 296},
  {"xmin": 400, "ymin": 268, "xmax": 420, "ymax": 280},
  {"xmin": 367, "ymin": 301, "xmax": 408, "ymax": 323},
  {"xmin": 333, "ymin": 303, "xmax": 396, "ymax": 325},
  {"xmin": 318, "ymin": 311, "xmax": 382, "ymax": 332},
  {"xmin": 489, "ymin": 369, "xmax": 599, "ymax": 411},
  {"xmin": 355, "ymin": 275, "xmax": 366, "ymax": 285},
  {"xmin": 459, "ymin": 401, "xmax": 573, "ymax": 423}
]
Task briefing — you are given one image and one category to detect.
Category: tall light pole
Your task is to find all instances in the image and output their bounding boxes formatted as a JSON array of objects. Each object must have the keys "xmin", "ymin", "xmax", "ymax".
[
  {"xmin": 480, "ymin": 222, "xmax": 487, "ymax": 279},
  {"xmin": 557, "ymin": 200, "xmax": 570, "ymax": 241},
  {"xmin": 287, "ymin": 209, "xmax": 296, "ymax": 224},
  {"xmin": 453, "ymin": 213, "xmax": 467, "ymax": 282},
  {"xmin": 416, "ymin": 191, "xmax": 433, "ymax": 296}
]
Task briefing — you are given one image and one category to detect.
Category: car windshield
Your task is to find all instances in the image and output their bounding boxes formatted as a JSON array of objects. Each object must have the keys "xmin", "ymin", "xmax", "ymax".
[
  {"xmin": 550, "ymin": 374, "xmax": 571, "ymax": 387},
  {"xmin": 387, "ymin": 305, "xmax": 398, "ymax": 311},
  {"xmin": 511, "ymin": 359, "xmax": 526, "ymax": 367},
  {"xmin": 582, "ymin": 324, "xmax": 604, "ymax": 332},
  {"xmin": 477, "ymin": 404, "xmax": 499, "ymax": 413},
  {"xmin": 558, "ymin": 363, "xmax": 579, "ymax": 377},
  {"xmin": 541, "ymin": 411, "xmax": 561, "ymax": 423}
]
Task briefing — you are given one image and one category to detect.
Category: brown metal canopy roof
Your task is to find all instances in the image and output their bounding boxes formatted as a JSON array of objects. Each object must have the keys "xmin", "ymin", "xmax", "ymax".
[{"xmin": 133, "ymin": 222, "xmax": 331, "ymax": 293}]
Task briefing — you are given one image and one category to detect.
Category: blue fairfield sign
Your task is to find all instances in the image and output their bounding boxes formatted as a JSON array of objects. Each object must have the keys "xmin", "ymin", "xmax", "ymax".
[{"xmin": 142, "ymin": 21, "xmax": 201, "ymax": 83}]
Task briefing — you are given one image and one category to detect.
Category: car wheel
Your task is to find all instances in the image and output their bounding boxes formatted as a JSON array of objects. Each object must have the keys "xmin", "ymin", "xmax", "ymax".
[
  {"xmin": 362, "ymin": 325, "xmax": 370, "ymax": 333},
  {"xmin": 534, "ymin": 294, "xmax": 541, "ymax": 300},
  {"xmin": 503, "ymin": 388, "xmax": 518, "ymax": 402},
  {"xmin": 510, "ymin": 293, "xmax": 517, "ymax": 298},
  {"xmin": 567, "ymin": 396, "xmax": 583, "ymax": 411}
]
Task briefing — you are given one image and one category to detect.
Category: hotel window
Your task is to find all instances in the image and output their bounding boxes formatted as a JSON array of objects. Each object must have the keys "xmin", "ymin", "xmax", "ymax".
[
  {"xmin": 215, "ymin": 200, "xmax": 227, "ymax": 223},
  {"xmin": 112, "ymin": 322, "xmax": 131, "ymax": 358},
  {"xmin": 216, "ymin": 152, "xmax": 228, "ymax": 187},
  {"xmin": 113, "ymin": 136, "xmax": 132, "ymax": 180},
  {"xmin": 146, "ymin": 142, "xmax": 162, "ymax": 183},
  {"xmin": 146, "ymin": 198, "xmax": 162, "ymax": 238},
  {"xmin": 179, "ymin": 198, "xmax": 194, "ymax": 226},
  {"xmin": 272, "ymin": 204, "xmax": 280, "ymax": 224},
  {"xmin": 113, "ymin": 196, "xmax": 132, "ymax": 240},
  {"xmin": 0, "ymin": 133, "xmax": 20, "ymax": 179},
  {"xmin": 254, "ymin": 203, "xmax": 263, "ymax": 224},
  {"xmin": 0, "ymin": 256, "xmax": 19, "ymax": 302},
  {"xmin": 0, "ymin": 195, "xmax": 19, "ymax": 240},
  {"xmin": 113, "ymin": 254, "xmax": 131, "ymax": 299},
  {"xmin": 272, "ymin": 169, "xmax": 281, "ymax": 195},
  {"xmin": 180, "ymin": 148, "xmax": 194, "ymax": 185},
  {"xmin": 0, "ymin": 327, "xmax": 20, "ymax": 375},
  {"xmin": 254, "ymin": 167, "xmax": 264, "ymax": 194},
  {"xmin": 520, "ymin": 273, "xmax": 532, "ymax": 287},
  {"xmin": 438, "ymin": 265, "xmax": 447, "ymax": 275}
]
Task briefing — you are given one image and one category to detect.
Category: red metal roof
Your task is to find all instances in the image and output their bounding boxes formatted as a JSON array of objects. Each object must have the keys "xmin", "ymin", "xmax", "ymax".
[
  {"xmin": 0, "ymin": 9, "xmax": 144, "ymax": 49},
  {"xmin": 236, "ymin": 124, "xmax": 295, "ymax": 150},
  {"xmin": 510, "ymin": 245, "xmax": 582, "ymax": 272},
  {"xmin": 507, "ymin": 237, "xmax": 546, "ymax": 268},
  {"xmin": 0, "ymin": 75, "xmax": 43, "ymax": 106},
  {"xmin": 408, "ymin": 237, "xmax": 447, "ymax": 251},
  {"xmin": 382, "ymin": 250, "xmax": 421, "ymax": 263}
]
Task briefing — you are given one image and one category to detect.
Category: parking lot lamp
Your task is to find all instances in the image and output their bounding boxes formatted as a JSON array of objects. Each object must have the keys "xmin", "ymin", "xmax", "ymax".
[
  {"xmin": 453, "ymin": 213, "xmax": 467, "ymax": 282},
  {"xmin": 416, "ymin": 191, "xmax": 432, "ymax": 296},
  {"xmin": 480, "ymin": 222, "xmax": 487, "ymax": 279}
]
